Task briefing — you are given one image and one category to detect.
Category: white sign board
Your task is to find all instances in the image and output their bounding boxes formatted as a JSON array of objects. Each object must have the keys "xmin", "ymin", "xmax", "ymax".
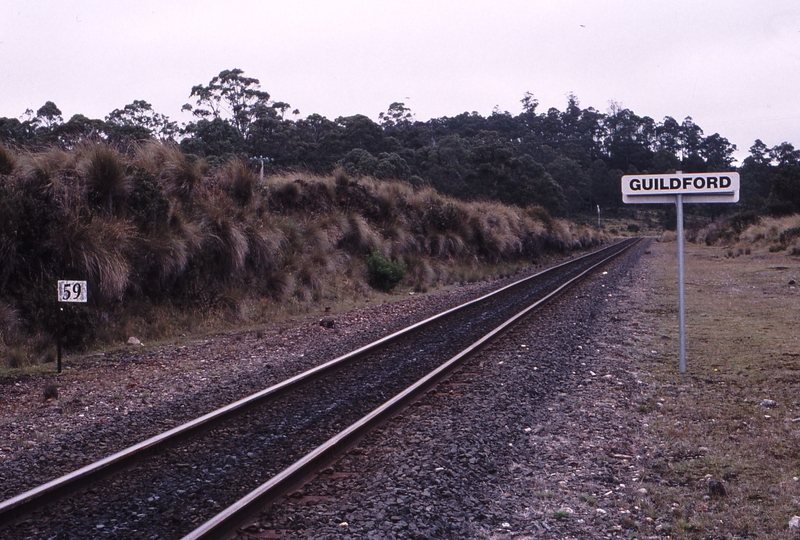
[
  {"xmin": 58, "ymin": 280, "xmax": 87, "ymax": 302},
  {"xmin": 622, "ymin": 172, "xmax": 739, "ymax": 204}
]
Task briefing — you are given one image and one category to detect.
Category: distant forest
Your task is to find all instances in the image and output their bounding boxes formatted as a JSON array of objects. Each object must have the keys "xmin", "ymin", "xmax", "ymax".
[{"xmin": 2, "ymin": 68, "xmax": 799, "ymax": 218}]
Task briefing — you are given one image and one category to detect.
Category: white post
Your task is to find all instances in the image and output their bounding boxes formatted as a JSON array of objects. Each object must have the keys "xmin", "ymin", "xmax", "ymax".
[{"xmin": 676, "ymin": 193, "xmax": 686, "ymax": 373}]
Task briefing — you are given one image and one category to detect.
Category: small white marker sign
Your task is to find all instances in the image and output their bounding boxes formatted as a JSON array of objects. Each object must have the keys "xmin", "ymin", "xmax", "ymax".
[{"xmin": 58, "ymin": 280, "xmax": 87, "ymax": 302}]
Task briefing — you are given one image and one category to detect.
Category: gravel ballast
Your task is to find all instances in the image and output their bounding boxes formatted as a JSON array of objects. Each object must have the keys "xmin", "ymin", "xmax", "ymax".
[{"xmin": 238, "ymin": 239, "xmax": 657, "ymax": 539}]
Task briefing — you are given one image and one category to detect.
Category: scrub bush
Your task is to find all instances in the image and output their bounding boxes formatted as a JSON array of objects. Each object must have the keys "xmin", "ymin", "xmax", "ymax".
[{"xmin": 366, "ymin": 251, "xmax": 406, "ymax": 291}]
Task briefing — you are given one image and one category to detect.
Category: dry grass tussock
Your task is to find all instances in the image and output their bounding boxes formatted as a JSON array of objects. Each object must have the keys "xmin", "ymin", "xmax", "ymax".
[
  {"xmin": 79, "ymin": 144, "xmax": 130, "ymax": 215},
  {"xmin": 220, "ymin": 158, "xmax": 257, "ymax": 207},
  {"xmin": 338, "ymin": 214, "xmax": 384, "ymax": 255},
  {"xmin": 18, "ymin": 147, "xmax": 77, "ymax": 184},
  {"xmin": 134, "ymin": 141, "xmax": 208, "ymax": 198},
  {"xmin": 0, "ymin": 142, "xmax": 17, "ymax": 175},
  {"xmin": 0, "ymin": 300, "xmax": 20, "ymax": 347},
  {"xmin": 54, "ymin": 217, "xmax": 135, "ymax": 303},
  {"xmin": 740, "ymin": 214, "xmax": 800, "ymax": 251},
  {"xmin": 201, "ymin": 204, "xmax": 250, "ymax": 275},
  {"xmin": 0, "ymin": 143, "xmax": 608, "ymax": 367},
  {"xmin": 687, "ymin": 213, "xmax": 800, "ymax": 256},
  {"xmin": 660, "ymin": 230, "xmax": 678, "ymax": 243}
]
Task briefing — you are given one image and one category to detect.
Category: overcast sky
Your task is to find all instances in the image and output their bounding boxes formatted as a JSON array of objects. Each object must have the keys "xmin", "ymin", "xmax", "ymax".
[{"xmin": 2, "ymin": 0, "xmax": 799, "ymax": 163}]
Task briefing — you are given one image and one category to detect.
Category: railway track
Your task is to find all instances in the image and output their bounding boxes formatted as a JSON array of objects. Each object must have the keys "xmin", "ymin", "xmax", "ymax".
[{"xmin": 0, "ymin": 238, "xmax": 638, "ymax": 539}]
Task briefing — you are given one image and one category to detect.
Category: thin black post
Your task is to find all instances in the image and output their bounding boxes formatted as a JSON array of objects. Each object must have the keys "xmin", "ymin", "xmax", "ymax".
[{"xmin": 57, "ymin": 306, "xmax": 63, "ymax": 374}]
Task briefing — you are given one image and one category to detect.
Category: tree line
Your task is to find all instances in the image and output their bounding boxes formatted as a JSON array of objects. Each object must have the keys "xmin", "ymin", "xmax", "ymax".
[{"xmin": 2, "ymin": 68, "xmax": 798, "ymax": 218}]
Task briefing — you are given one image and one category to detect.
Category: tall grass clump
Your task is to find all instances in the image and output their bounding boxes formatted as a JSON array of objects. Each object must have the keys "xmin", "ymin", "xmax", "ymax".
[
  {"xmin": 80, "ymin": 144, "xmax": 129, "ymax": 215},
  {"xmin": 0, "ymin": 300, "xmax": 20, "ymax": 347},
  {"xmin": 404, "ymin": 255, "xmax": 437, "ymax": 292},
  {"xmin": 138, "ymin": 227, "xmax": 192, "ymax": 286},
  {"xmin": 202, "ymin": 206, "xmax": 249, "ymax": 276},
  {"xmin": 741, "ymin": 214, "xmax": 800, "ymax": 244},
  {"xmin": 467, "ymin": 202, "xmax": 524, "ymax": 262},
  {"xmin": 243, "ymin": 223, "xmax": 284, "ymax": 271},
  {"xmin": 339, "ymin": 214, "xmax": 383, "ymax": 254},
  {"xmin": 0, "ymin": 142, "xmax": 17, "ymax": 175},
  {"xmin": 135, "ymin": 141, "xmax": 207, "ymax": 199},
  {"xmin": 18, "ymin": 147, "xmax": 77, "ymax": 189},
  {"xmin": 222, "ymin": 158, "xmax": 257, "ymax": 207},
  {"xmin": 54, "ymin": 217, "xmax": 135, "ymax": 303}
]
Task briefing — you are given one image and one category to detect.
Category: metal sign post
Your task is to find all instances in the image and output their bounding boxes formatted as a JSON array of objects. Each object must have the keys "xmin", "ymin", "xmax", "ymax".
[
  {"xmin": 621, "ymin": 172, "xmax": 739, "ymax": 373},
  {"xmin": 676, "ymin": 194, "xmax": 686, "ymax": 373},
  {"xmin": 57, "ymin": 280, "xmax": 88, "ymax": 373}
]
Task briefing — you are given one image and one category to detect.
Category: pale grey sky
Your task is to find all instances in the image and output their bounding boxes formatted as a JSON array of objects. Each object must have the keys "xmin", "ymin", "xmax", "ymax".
[{"xmin": 2, "ymin": 0, "xmax": 799, "ymax": 162}]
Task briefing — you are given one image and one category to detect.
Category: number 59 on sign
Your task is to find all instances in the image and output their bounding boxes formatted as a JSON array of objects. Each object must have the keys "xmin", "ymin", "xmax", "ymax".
[{"xmin": 58, "ymin": 280, "xmax": 87, "ymax": 302}]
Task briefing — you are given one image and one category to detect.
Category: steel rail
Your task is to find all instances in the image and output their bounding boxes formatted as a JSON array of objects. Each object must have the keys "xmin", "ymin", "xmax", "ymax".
[
  {"xmin": 0, "ymin": 238, "xmax": 634, "ymax": 526},
  {"xmin": 182, "ymin": 238, "xmax": 639, "ymax": 540}
]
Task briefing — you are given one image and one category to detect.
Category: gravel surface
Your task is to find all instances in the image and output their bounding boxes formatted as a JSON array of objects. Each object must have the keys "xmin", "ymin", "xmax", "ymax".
[
  {"xmin": 0, "ymin": 240, "xmax": 656, "ymax": 539},
  {"xmin": 236, "ymin": 239, "xmax": 657, "ymax": 539}
]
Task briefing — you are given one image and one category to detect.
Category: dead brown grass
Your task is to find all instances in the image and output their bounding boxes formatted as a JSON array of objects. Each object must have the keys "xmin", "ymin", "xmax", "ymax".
[
  {"xmin": 54, "ymin": 217, "xmax": 135, "ymax": 303},
  {"xmin": 635, "ymin": 240, "xmax": 800, "ymax": 538}
]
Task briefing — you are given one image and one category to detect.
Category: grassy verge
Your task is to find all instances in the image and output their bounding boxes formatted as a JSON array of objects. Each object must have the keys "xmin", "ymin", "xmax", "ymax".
[{"xmin": 637, "ymin": 238, "xmax": 800, "ymax": 538}]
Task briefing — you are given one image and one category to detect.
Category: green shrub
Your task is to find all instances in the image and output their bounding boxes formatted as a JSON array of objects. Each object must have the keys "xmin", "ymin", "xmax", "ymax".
[
  {"xmin": 366, "ymin": 251, "xmax": 406, "ymax": 291},
  {"xmin": 730, "ymin": 210, "xmax": 761, "ymax": 234},
  {"xmin": 6, "ymin": 346, "xmax": 28, "ymax": 369},
  {"xmin": 627, "ymin": 223, "xmax": 640, "ymax": 233},
  {"xmin": 779, "ymin": 226, "xmax": 800, "ymax": 245}
]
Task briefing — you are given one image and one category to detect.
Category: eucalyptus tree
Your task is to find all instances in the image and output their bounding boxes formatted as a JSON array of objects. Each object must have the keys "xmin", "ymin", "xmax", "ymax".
[
  {"xmin": 34, "ymin": 101, "xmax": 64, "ymax": 130},
  {"xmin": 700, "ymin": 133, "xmax": 737, "ymax": 170},
  {"xmin": 182, "ymin": 69, "xmax": 273, "ymax": 142},
  {"xmin": 105, "ymin": 100, "xmax": 178, "ymax": 143}
]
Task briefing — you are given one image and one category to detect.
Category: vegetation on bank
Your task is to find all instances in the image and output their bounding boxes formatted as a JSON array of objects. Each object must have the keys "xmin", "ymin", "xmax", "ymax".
[{"xmin": 0, "ymin": 141, "xmax": 606, "ymax": 368}]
